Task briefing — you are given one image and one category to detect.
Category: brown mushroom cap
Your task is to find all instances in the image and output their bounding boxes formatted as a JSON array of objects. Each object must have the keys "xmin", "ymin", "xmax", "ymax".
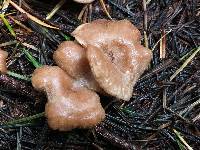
[
  {"xmin": 0, "ymin": 49, "xmax": 8, "ymax": 74},
  {"xmin": 133, "ymin": 44, "xmax": 153, "ymax": 80},
  {"xmin": 53, "ymin": 41, "xmax": 101, "ymax": 92},
  {"xmin": 72, "ymin": 19, "xmax": 141, "ymax": 47},
  {"xmin": 86, "ymin": 45, "xmax": 134, "ymax": 100},
  {"xmin": 32, "ymin": 66, "xmax": 105, "ymax": 131},
  {"xmin": 72, "ymin": 19, "xmax": 152, "ymax": 101},
  {"xmin": 86, "ymin": 44, "xmax": 151, "ymax": 101},
  {"xmin": 74, "ymin": 0, "xmax": 95, "ymax": 3}
]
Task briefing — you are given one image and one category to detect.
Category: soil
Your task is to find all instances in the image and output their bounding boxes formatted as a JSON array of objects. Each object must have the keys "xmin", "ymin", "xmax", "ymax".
[{"xmin": 0, "ymin": 0, "xmax": 200, "ymax": 149}]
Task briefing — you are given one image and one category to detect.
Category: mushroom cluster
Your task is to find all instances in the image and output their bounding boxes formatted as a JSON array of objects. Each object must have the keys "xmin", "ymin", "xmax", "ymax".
[{"xmin": 31, "ymin": 19, "xmax": 152, "ymax": 131}]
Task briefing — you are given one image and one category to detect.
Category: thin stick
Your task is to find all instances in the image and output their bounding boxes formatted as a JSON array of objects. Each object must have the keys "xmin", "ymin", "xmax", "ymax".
[
  {"xmin": 162, "ymin": 87, "xmax": 167, "ymax": 109},
  {"xmin": 78, "ymin": 4, "xmax": 88, "ymax": 20},
  {"xmin": 160, "ymin": 29, "xmax": 166, "ymax": 59},
  {"xmin": 152, "ymin": 29, "xmax": 172, "ymax": 51},
  {"xmin": 0, "ymin": 14, "xmax": 16, "ymax": 37},
  {"xmin": 9, "ymin": 16, "xmax": 33, "ymax": 32},
  {"xmin": 179, "ymin": 98, "xmax": 200, "ymax": 116},
  {"xmin": 143, "ymin": 0, "xmax": 148, "ymax": 48},
  {"xmin": 99, "ymin": 0, "xmax": 112, "ymax": 20},
  {"xmin": 192, "ymin": 113, "xmax": 200, "ymax": 122},
  {"xmin": 9, "ymin": 0, "xmax": 59, "ymax": 29},
  {"xmin": 46, "ymin": 0, "xmax": 65, "ymax": 20}
]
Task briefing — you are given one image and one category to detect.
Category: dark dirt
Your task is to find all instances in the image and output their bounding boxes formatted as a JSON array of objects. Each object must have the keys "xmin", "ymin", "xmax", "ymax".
[{"xmin": 0, "ymin": 0, "xmax": 200, "ymax": 149}]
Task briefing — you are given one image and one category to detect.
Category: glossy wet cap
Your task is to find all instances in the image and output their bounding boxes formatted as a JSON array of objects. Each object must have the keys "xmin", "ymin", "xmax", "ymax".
[
  {"xmin": 72, "ymin": 19, "xmax": 141, "ymax": 47},
  {"xmin": 31, "ymin": 66, "xmax": 105, "ymax": 131},
  {"xmin": 53, "ymin": 41, "xmax": 101, "ymax": 92},
  {"xmin": 72, "ymin": 19, "xmax": 152, "ymax": 101}
]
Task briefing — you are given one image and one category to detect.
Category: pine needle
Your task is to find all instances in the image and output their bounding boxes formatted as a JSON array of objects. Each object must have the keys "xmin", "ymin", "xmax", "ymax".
[
  {"xmin": 1, "ymin": 112, "xmax": 45, "ymax": 126},
  {"xmin": 22, "ymin": 48, "xmax": 42, "ymax": 68},
  {"xmin": 152, "ymin": 29, "xmax": 172, "ymax": 51},
  {"xmin": 7, "ymin": 71, "xmax": 31, "ymax": 81},
  {"xmin": 0, "ymin": 13, "xmax": 16, "ymax": 37},
  {"xmin": 9, "ymin": 0, "xmax": 59, "ymax": 29},
  {"xmin": 173, "ymin": 129, "xmax": 193, "ymax": 150},
  {"xmin": 9, "ymin": 16, "xmax": 33, "ymax": 32},
  {"xmin": 46, "ymin": 0, "xmax": 65, "ymax": 20},
  {"xmin": 99, "ymin": 0, "xmax": 112, "ymax": 20}
]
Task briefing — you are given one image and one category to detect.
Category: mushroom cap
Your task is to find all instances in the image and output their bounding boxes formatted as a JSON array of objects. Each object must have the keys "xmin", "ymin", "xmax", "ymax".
[
  {"xmin": 46, "ymin": 88, "xmax": 105, "ymax": 131},
  {"xmin": 32, "ymin": 66, "xmax": 73, "ymax": 94},
  {"xmin": 72, "ymin": 19, "xmax": 141, "ymax": 48},
  {"xmin": 53, "ymin": 41, "xmax": 89, "ymax": 78},
  {"xmin": 71, "ymin": 19, "xmax": 152, "ymax": 100},
  {"xmin": 31, "ymin": 66, "xmax": 105, "ymax": 131},
  {"xmin": 0, "ymin": 49, "xmax": 8, "ymax": 74},
  {"xmin": 53, "ymin": 41, "xmax": 101, "ymax": 92},
  {"xmin": 73, "ymin": 0, "xmax": 95, "ymax": 3},
  {"xmin": 86, "ymin": 44, "xmax": 152, "ymax": 101},
  {"xmin": 132, "ymin": 43, "xmax": 153, "ymax": 80},
  {"xmin": 87, "ymin": 45, "xmax": 134, "ymax": 100}
]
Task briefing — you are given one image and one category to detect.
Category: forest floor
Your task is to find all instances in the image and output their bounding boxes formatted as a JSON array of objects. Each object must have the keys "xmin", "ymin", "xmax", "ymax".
[{"xmin": 0, "ymin": 0, "xmax": 200, "ymax": 149}]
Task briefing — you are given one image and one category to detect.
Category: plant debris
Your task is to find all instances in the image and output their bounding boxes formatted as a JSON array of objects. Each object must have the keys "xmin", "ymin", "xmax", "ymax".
[{"xmin": 0, "ymin": 0, "xmax": 199, "ymax": 149}]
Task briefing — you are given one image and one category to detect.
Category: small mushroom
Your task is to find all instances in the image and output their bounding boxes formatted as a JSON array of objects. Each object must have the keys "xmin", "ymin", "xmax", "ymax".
[
  {"xmin": 72, "ymin": 19, "xmax": 152, "ymax": 101},
  {"xmin": 74, "ymin": 0, "xmax": 95, "ymax": 3},
  {"xmin": 0, "ymin": 49, "xmax": 8, "ymax": 74},
  {"xmin": 53, "ymin": 41, "xmax": 101, "ymax": 92},
  {"xmin": 72, "ymin": 19, "xmax": 141, "ymax": 47},
  {"xmin": 32, "ymin": 66, "xmax": 105, "ymax": 131}
]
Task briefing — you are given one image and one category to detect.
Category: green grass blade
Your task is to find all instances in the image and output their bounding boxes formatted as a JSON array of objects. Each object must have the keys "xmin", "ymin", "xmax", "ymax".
[
  {"xmin": 1, "ymin": 112, "xmax": 45, "ymax": 126},
  {"xmin": 22, "ymin": 48, "xmax": 42, "ymax": 68},
  {"xmin": 0, "ymin": 13, "xmax": 16, "ymax": 37},
  {"xmin": 7, "ymin": 71, "xmax": 31, "ymax": 81}
]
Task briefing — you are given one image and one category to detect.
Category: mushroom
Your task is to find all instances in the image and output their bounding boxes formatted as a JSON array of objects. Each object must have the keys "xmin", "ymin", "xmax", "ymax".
[
  {"xmin": 31, "ymin": 66, "xmax": 105, "ymax": 131},
  {"xmin": 72, "ymin": 19, "xmax": 152, "ymax": 101},
  {"xmin": 53, "ymin": 41, "xmax": 101, "ymax": 92},
  {"xmin": 72, "ymin": 19, "xmax": 141, "ymax": 47},
  {"xmin": 0, "ymin": 49, "xmax": 8, "ymax": 74},
  {"xmin": 74, "ymin": 0, "xmax": 95, "ymax": 3}
]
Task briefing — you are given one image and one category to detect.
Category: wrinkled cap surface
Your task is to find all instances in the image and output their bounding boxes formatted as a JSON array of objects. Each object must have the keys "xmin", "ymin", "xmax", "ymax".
[
  {"xmin": 72, "ymin": 19, "xmax": 152, "ymax": 101},
  {"xmin": 72, "ymin": 19, "xmax": 141, "ymax": 47},
  {"xmin": 53, "ymin": 41, "xmax": 101, "ymax": 92},
  {"xmin": 31, "ymin": 66, "xmax": 105, "ymax": 131},
  {"xmin": 0, "ymin": 49, "xmax": 8, "ymax": 74}
]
